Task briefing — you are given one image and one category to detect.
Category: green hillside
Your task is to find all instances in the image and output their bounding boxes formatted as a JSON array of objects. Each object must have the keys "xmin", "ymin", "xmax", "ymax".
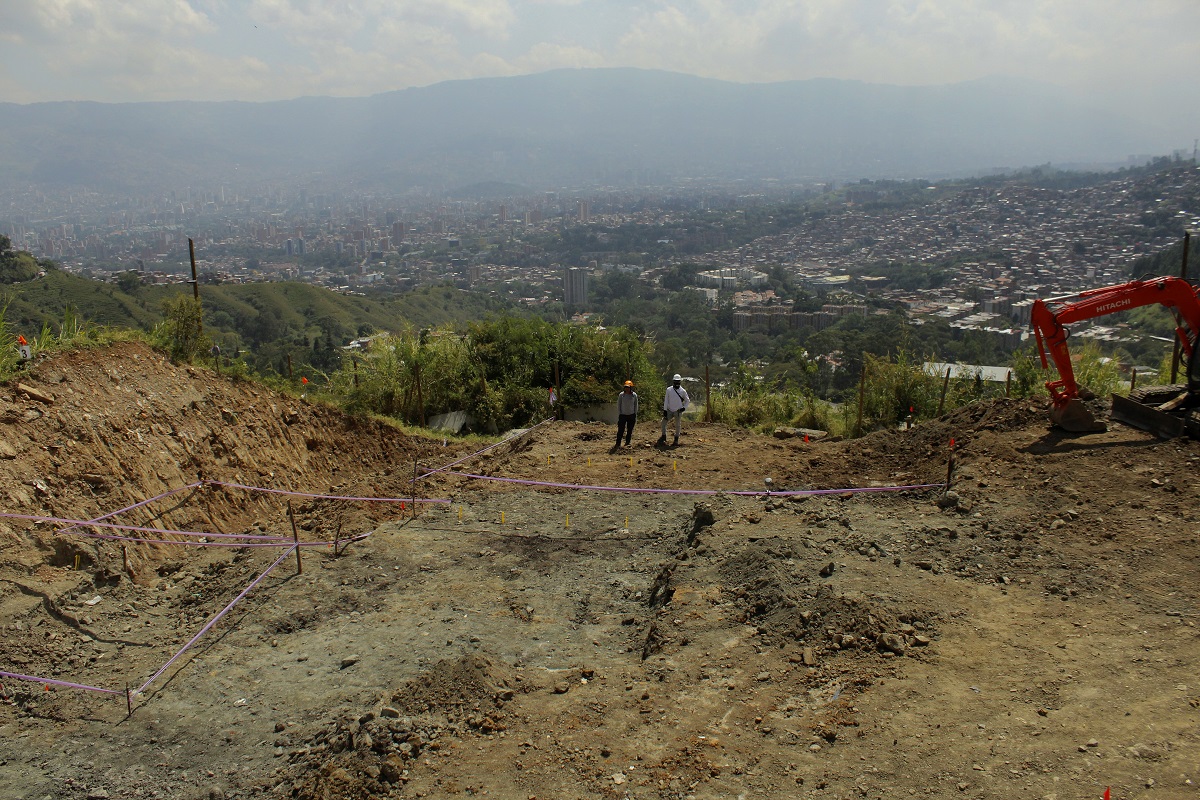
[
  {"xmin": 4, "ymin": 270, "xmax": 159, "ymax": 334},
  {"xmin": 6, "ymin": 268, "xmax": 519, "ymax": 375}
]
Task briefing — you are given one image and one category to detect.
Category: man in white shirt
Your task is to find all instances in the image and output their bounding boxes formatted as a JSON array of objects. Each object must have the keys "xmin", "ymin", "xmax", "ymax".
[{"xmin": 657, "ymin": 374, "xmax": 689, "ymax": 447}]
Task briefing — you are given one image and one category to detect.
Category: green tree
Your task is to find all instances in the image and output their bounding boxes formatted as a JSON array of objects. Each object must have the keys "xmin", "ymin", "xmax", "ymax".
[
  {"xmin": 0, "ymin": 237, "xmax": 41, "ymax": 284},
  {"xmin": 116, "ymin": 271, "xmax": 142, "ymax": 294},
  {"xmin": 156, "ymin": 295, "xmax": 208, "ymax": 362}
]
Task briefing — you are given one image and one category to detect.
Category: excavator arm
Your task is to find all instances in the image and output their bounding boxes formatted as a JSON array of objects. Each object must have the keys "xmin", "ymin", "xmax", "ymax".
[{"xmin": 1031, "ymin": 277, "xmax": 1200, "ymax": 431}]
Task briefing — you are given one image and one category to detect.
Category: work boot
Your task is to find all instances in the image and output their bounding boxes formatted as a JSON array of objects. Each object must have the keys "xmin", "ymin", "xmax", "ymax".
[
  {"xmin": 656, "ymin": 435, "xmax": 666, "ymax": 446},
  {"xmin": 672, "ymin": 436, "xmax": 679, "ymax": 447}
]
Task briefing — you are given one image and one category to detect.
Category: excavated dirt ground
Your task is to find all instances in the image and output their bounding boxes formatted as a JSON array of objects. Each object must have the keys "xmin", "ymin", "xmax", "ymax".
[{"xmin": 1, "ymin": 341, "xmax": 1199, "ymax": 800}]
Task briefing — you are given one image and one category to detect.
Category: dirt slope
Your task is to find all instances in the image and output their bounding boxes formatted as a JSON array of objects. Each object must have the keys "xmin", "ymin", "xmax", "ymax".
[{"xmin": 1, "ymin": 342, "xmax": 1198, "ymax": 800}]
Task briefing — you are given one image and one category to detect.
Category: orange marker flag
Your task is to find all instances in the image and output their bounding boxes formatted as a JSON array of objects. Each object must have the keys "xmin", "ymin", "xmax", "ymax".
[
  {"xmin": 17, "ymin": 335, "xmax": 27, "ymax": 346},
  {"xmin": 1103, "ymin": 789, "xmax": 1110, "ymax": 800},
  {"xmin": 301, "ymin": 376, "xmax": 309, "ymax": 385}
]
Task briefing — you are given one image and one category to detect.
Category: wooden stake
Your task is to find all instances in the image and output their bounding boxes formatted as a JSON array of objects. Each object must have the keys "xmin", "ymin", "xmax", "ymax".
[
  {"xmin": 288, "ymin": 501, "xmax": 302, "ymax": 575},
  {"xmin": 554, "ymin": 362, "xmax": 561, "ymax": 421},
  {"xmin": 126, "ymin": 684, "xmax": 132, "ymax": 717},
  {"xmin": 855, "ymin": 357, "xmax": 867, "ymax": 437},
  {"xmin": 705, "ymin": 363, "xmax": 713, "ymax": 422},
  {"xmin": 188, "ymin": 238, "xmax": 201, "ymax": 341},
  {"xmin": 937, "ymin": 367, "xmax": 951, "ymax": 415},
  {"xmin": 1171, "ymin": 231, "xmax": 1191, "ymax": 384},
  {"xmin": 415, "ymin": 361, "xmax": 425, "ymax": 427}
]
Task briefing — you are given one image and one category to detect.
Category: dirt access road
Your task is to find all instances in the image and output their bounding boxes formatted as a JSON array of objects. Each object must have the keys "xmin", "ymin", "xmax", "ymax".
[{"xmin": 0, "ymin": 342, "xmax": 1198, "ymax": 800}]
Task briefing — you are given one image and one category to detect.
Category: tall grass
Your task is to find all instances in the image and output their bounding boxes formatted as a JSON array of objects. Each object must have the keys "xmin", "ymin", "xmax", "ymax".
[
  {"xmin": 0, "ymin": 296, "xmax": 142, "ymax": 382},
  {"xmin": 708, "ymin": 384, "xmax": 848, "ymax": 436}
]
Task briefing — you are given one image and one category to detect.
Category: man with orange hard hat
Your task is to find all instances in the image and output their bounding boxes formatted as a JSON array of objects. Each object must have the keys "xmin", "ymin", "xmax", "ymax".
[{"xmin": 614, "ymin": 380, "xmax": 639, "ymax": 452}]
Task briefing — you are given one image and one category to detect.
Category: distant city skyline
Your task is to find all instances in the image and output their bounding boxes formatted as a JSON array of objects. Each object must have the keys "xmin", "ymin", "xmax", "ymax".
[{"xmin": 2, "ymin": 1, "xmax": 1198, "ymax": 135}]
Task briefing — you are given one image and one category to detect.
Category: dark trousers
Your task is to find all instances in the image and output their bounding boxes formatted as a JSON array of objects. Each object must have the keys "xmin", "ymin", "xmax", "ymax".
[{"xmin": 616, "ymin": 414, "xmax": 636, "ymax": 446}]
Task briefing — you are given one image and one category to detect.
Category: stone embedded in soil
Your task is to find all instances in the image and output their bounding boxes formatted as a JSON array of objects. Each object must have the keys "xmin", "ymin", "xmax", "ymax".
[
  {"xmin": 937, "ymin": 491, "xmax": 959, "ymax": 509},
  {"xmin": 340, "ymin": 655, "xmax": 360, "ymax": 669}
]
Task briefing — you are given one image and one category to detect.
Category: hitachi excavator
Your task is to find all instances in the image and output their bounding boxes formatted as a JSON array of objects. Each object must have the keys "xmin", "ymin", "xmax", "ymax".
[{"xmin": 1031, "ymin": 276, "xmax": 1200, "ymax": 436}]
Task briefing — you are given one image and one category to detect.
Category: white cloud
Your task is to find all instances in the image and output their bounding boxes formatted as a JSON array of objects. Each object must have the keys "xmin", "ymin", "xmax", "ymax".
[{"xmin": 0, "ymin": 0, "xmax": 1197, "ymax": 114}]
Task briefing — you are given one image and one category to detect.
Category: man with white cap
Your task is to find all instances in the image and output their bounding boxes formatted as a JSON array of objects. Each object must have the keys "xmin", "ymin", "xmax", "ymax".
[{"xmin": 657, "ymin": 373, "xmax": 690, "ymax": 447}]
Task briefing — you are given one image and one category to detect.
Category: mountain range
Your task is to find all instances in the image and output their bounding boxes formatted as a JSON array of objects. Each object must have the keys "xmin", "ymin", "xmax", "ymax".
[{"xmin": 0, "ymin": 69, "xmax": 1179, "ymax": 196}]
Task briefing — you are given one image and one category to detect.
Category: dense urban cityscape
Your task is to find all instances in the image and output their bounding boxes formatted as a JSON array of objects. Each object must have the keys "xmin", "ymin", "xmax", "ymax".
[{"xmin": 4, "ymin": 158, "xmax": 1198, "ymax": 362}]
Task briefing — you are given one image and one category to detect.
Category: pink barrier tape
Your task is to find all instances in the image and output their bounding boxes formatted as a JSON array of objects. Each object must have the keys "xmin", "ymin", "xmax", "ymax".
[
  {"xmin": 0, "ymin": 512, "xmax": 288, "ymax": 541},
  {"xmin": 204, "ymin": 480, "xmax": 449, "ymax": 504},
  {"xmin": 60, "ymin": 534, "xmax": 294, "ymax": 548},
  {"xmin": 451, "ymin": 472, "xmax": 947, "ymax": 497},
  {"xmin": 0, "ymin": 669, "xmax": 123, "ymax": 695},
  {"xmin": 78, "ymin": 533, "xmax": 373, "ymax": 549},
  {"xmin": 55, "ymin": 481, "xmax": 205, "ymax": 535},
  {"xmin": 0, "ymin": 516, "xmax": 373, "ymax": 550},
  {"xmin": 134, "ymin": 545, "xmax": 297, "ymax": 698},
  {"xmin": 414, "ymin": 417, "xmax": 555, "ymax": 482}
]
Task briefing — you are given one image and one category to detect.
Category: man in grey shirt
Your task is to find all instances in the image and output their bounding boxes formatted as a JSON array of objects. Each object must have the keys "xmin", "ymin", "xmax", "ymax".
[{"xmin": 615, "ymin": 380, "xmax": 639, "ymax": 451}]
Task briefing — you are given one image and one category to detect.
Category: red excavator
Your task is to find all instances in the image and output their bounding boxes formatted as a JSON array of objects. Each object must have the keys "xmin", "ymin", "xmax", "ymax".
[{"xmin": 1031, "ymin": 276, "xmax": 1200, "ymax": 436}]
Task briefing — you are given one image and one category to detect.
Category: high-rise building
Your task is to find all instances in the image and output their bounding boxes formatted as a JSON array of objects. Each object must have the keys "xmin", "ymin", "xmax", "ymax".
[
  {"xmin": 578, "ymin": 200, "xmax": 590, "ymax": 223},
  {"xmin": 564, "ymin": 267, "xmax": 589, "ymax": 306},
  {"xmin": 498, "ymin": 204, "xmax": 508, "ymax": 224},
  {"xmin": 392, "ymin": 221, "xmax": 405, "ymax": 242}
]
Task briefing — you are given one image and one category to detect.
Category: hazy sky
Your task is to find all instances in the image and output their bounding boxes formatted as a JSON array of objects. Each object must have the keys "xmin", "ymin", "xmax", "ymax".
[{"xmin": 2, "ymin": 0, "xmax": 1198, "ymax": 126}]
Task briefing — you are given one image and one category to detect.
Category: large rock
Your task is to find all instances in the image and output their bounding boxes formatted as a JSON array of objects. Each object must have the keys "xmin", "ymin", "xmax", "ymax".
[{"xmin": 16, "ymin": 383, "xmax": 55, "ymax": 404}]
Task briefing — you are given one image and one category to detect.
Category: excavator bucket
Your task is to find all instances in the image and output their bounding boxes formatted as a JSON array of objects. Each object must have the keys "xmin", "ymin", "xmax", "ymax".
[{"xmin": 1050, "ymin": 398, "xmax": 1107, "ymax": 432}]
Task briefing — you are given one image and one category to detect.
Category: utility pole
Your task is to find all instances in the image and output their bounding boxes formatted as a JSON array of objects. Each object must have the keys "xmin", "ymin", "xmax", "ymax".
[
  {"xmin": 189, "ymin": 238, "xmax": 202, "ymax": 337},
  {"xmin": 1170, "ymin": 231, "xmax": 1190, "ymax": 384},
  {"xmin": 188, "ymin": 238, "xmax": 200, "ymax": 302}
]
